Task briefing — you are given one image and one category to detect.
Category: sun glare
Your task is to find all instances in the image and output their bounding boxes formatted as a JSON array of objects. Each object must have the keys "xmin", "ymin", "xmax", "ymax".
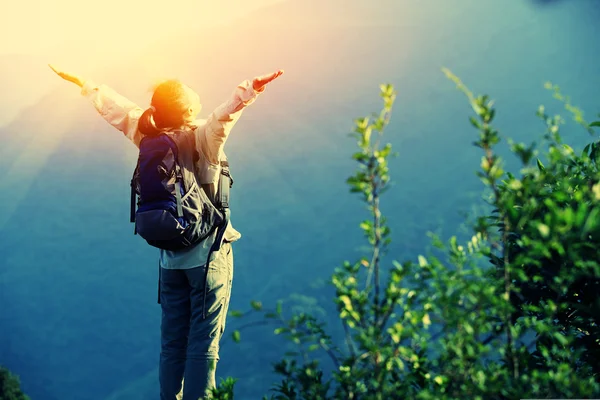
[
  {"xmin": 0, "ymin": 0, "xmax": 286, "ymax": 230},
  {"xmin": 1, "ymin": 0, "xmax": 281, "ymax": 58}
]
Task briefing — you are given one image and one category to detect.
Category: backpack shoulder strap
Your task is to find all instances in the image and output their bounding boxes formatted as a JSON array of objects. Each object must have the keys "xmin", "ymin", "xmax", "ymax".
[
  {"xmin": 169, "ymin": 129, "xmax": 195, "ymax": 153},
  {"xmin": 130, "ymin": 132, "xmax": 169, "ymax": 228}
]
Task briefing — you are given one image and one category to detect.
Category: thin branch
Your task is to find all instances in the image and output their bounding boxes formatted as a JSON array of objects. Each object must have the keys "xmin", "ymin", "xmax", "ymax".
[
  {"xmin": 342, "ymin": 320, "xmax": 357, "ymax": 358},
  {"xmin": 373, "ymin": 193, "xmax": 382, "ymax": 323},
  {"xmin": 293, "ymin": 325, "xmax": 341, "ymax": 369},
  {"xmin": 377, "ymin": 293, "xmax": 401, "ymax": 330},
  {"xmin": 485, "ymin": 139, "xmax": 519, "ymax": 380},
  {"xmin": 318, "ymin": 340, "xmax": 341, "ymax": 370},
  {"xmin": 235, "ymin": 319, "xmax": 274, "ymax": 332},
  {"xmin": 220, "ymin": 319, "xmax": 275, "ymax": 346}
]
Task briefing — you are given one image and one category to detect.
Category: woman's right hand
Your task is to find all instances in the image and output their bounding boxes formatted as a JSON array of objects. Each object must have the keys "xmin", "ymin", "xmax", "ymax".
[
  {"xmin": 48, "ymin": 64, "xmax": 85, "ymax": 88},
  {"xmin": 252, "ymin": 69, "xmax": 284, "ymax": 93}
]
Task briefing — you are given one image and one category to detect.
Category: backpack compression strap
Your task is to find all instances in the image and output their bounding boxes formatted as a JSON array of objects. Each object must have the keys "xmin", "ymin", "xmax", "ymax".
[
  {"xmin": 200, "ymin": 160, "xmax": 233, "ymax": 319},
  {"xmin": 217, "ymin": 160, "xmax": 233, "ymax": 208},
  {"xmin": 130, "ymin": 164, "xmax": 140, "ymax": 234}
]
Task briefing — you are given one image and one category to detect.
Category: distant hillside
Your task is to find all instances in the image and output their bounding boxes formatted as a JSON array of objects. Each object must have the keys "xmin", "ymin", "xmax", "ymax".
[
  {"xmin": 1, "ymin": 0, "xmax": 599, "ymax": 399},
  {"xmin": 0, "ymin": 54, "xmax": 62, "ymax": 127}
]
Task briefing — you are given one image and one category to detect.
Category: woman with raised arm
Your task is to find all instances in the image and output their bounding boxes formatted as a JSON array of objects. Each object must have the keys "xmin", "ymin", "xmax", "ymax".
[{"xmin": 49, "ymin": 64, "xmax": 284, "ymax": 400}]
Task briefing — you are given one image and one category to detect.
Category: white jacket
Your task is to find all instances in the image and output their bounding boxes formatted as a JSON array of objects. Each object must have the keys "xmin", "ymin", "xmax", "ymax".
[{"xmin": 81, "ymin": 78, "xmax": 262, "ymax": 268}]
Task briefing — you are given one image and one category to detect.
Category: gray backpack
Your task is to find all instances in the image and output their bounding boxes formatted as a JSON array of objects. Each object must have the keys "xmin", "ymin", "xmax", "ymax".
[{"xmin": 130, "ymin": 129, "xmax": 232, "ymax": 251}]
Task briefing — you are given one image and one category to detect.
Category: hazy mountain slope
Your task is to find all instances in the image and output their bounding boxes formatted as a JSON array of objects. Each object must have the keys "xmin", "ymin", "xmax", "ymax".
[
  {"xmin": 0, "ymin": 54, "xmax": 62, "ymax": 127},
  {"xmin": 1, "ymin": 1, "xmax": 599, "ymax": 399}
]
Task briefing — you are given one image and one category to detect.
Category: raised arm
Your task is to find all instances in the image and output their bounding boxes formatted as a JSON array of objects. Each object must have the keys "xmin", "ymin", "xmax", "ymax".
[
  {"xmin": 49, "ymin": 64, "xmax": 144, "ymax": 147},
  {"xmin": 201, "ymin": 69, "xmax": 284, "ymax": 164}
]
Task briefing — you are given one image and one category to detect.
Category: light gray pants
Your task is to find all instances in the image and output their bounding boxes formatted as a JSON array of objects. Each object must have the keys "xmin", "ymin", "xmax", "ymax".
[{"xmin": 159, "ymin": 242, "xmax": 234, "ymax": 400}]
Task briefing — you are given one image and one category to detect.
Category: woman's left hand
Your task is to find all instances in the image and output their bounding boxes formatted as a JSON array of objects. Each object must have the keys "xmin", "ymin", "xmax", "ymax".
[{"xmin": 252, "ymin": 69, "xmax": 284, "ymax": 92}]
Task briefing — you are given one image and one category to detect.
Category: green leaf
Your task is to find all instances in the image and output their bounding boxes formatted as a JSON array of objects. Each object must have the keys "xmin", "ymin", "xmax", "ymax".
[
  {"xmin": 553, "ymin": 332, "xmax": 569, "ymax": 346},
  {"xmin": 274, "ymin": 327, "xmax": 287, "ymax": 335},
  {"xmin": 307, "ymin": 344, "xmax": 320, "ymax": 352},
  {"xmin": 590, "ymin": 143, "xmax": 599, "ymax": 162},
  {"xmin": 354, "ymin": 117, "xmax": 369, "ymax": 130},
  {"xmin": 250, "ymin": 300, "xmax": 263, "ymax": 311},
  {"xmin": 590, "ymin": 121, "xmax": 600, "ymax": 128},
  {"xmin": 422, "ymin": 313, "xmax": 431, "ymax": 328},
  {"xmin": 352, "ymin": 152, "xmax": 369, "ymax": 162},
  {"xmin": 276, "ymin": 300, "xmax": 283, "ymax": 315},
  {"xmin": 229, "ymin": 310, "xmax": 243, "ymax": 318},
  {"xmin": 561, "ymin": 144, "xmax": 574, "ymax": 155},
  {"xmin": 582, "ymin": 207, "xmax": 600, "ymax": 234},
  {"xmin": 537, "ymin": 223, "xmax": 550, "ymax": 238},
  {"xmin": 536, "ymin": 158, "xmax": 546, "ymax": 172},
  {"xmin": 469, "ymin": 116, "xmax": 482, "ymax": 129},
  {"xmin": 232, "ymin": 330, "xmax": 241, "ymax": 343},
  {"xmin": 583, "ymin": 143, "xmax": 591, "ymax": 156},
  {"xmin": 339, "ymin": 295, "xmax": 353, "ymax": 311}
]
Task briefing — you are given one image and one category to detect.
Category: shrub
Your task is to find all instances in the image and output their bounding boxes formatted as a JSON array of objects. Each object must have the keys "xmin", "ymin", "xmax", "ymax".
[{"xmin": 217, "ymin": 72, "xmax": 600, "ymax": 399}]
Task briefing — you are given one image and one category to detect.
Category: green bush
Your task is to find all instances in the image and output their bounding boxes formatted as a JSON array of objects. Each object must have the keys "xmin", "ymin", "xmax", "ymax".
[
  {"xmin": 0, "ymin": 366, "xmax": 30, "ymax": 400},
  {"xmin": 215, "ymin": 71, "xmax": 600, "ymax": 399}
]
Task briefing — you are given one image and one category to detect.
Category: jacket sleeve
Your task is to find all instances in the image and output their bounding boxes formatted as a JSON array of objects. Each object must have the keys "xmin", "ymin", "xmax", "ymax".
[
  {"xmin": 81, "ymin": 80, "xmax": 144, "ymax": 147},
  {"xmin": 199, "ymin": 79, "xmax": 263, "ymax": 164}
]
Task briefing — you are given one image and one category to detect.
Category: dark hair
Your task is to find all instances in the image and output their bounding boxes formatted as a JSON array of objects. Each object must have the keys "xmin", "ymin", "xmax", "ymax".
[{"xmin": 138, "ymin": 79, "xmax": 190, "ymax": 136}]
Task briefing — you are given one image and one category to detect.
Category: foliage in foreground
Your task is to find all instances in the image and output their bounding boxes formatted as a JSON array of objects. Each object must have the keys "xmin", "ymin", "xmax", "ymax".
[
  {"xmin": 211, "ymin": 72, "xmax": 600, "ymax": 399},
  {"xmin": 0, "ymin": 366, "xmax": 30, "ymax": 400}
]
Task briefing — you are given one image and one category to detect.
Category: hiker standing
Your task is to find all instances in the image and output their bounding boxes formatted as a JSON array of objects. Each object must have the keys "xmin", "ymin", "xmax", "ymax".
[{"xmin": 49, "ymin": 64, "xmax": 284, "ymax": 399}]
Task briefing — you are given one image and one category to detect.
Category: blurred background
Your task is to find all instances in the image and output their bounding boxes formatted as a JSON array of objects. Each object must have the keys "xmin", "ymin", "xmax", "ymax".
[{"xmin": 0, "ymin": 0, "xmax": 598, "ymax": 398}]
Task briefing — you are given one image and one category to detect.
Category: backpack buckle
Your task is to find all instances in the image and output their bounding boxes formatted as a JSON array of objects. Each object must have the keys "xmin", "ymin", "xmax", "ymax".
[{"xmin": 221, "ymin": 168, "xmax": 234, "ymax": 187}]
